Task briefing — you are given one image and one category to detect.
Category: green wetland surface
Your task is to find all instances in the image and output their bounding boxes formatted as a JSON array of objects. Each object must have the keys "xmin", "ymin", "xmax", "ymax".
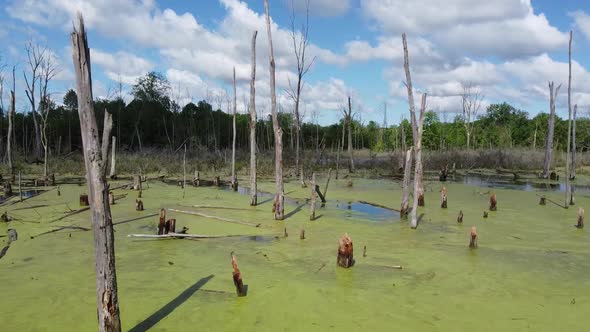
[{"xmin": 1, "ymin": 175, "xmax": 589, "ymax": 331}]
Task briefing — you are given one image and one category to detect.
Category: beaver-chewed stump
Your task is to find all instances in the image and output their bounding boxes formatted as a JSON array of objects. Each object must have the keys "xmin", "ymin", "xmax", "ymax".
[
  {"xmin": 79, "ymin": 194, "xmax": 89, "ymax": 206},
  {"xmin": 231, "ymin": 252, "xmax": 247, "ymax": 297},
  {"xmin": 457, "ymin": 210, "xmax": 464, "ymax": 223},
  {"xmin": 441, "ymin": 186, "xmax": 448, "ymax": 208},
  {"xmin": 157, "ymin": 209, "xmax": 166, "ymax": 235},
  {"xmin": 576, "ymin": 207, "xmax": 584, "ymax": 229},
  {"xmin": 135, "ymin": 199, "xmax": 144, "ymax": 211},
  {"xmin": 489, "ymin": 193, "xmax": 497, "ymax": 211},
  {"xmin": 469, "ymin": 226, "xmax": 478, "ymax": 248},
  {"xmin": 337, "ymin": 233, "xmax": 355, "ymax": 268},
  {"xmin": 539, "ymin": 196, "xmax": 546, "ymax": 205}
]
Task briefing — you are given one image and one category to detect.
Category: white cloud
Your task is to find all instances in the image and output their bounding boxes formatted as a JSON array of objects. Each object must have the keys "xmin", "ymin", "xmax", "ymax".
[
  {"xmin": 289, "ymin": 0, "xmax": 351, "ymax": 17},
  {"xmin": 91, "ymin": 49, "xmax": 153, "ymax": 85},
  {"xmin": 571, "ymin": 11, "xmax": 590, "ymax": 42}
]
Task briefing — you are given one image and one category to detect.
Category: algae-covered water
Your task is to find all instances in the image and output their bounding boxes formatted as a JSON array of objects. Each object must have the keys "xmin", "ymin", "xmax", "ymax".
[{"xmin": 1, "ymin": 175, "xmax": 589, "ymax": 331}]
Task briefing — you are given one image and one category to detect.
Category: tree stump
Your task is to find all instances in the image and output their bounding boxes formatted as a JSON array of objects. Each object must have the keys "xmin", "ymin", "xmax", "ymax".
[
  {"xmin": 310, "ymin": 173, "xmax": 317, "ymax": 221},
  {"xmin": 194, "ymin": 171, "xmax": 200, "ymax": 187},
  {"xmin": 417, "ymin": 193, "xmax": 425, "ymax": 207},
  {"xmin": 439, "ymin": 164, "xmax": 448, "ymax": 181},
  {"xmin": 57, "ymin": 186, "xmax": 61, "ymax": 196},
  {"xmin": 363, "ymin": 245, "xmax": 367, "ymax": 257},
  {"xmin": 132, "ymin": 175, "xmax": 142, "ymax": 191},
  {"xmin": 231, "ymin": 176, "xmax": 239, "ymax": 191},
  {"xmin": 441, "ymin": 186, "xmax": 448, "ymax": 208},
  {"xmin": 165, "ymin": 219, "xmax": 176, "ymax": 234},
  {"xmin": 469, "ymin": 226, "xmax": 478, "ymax": 248},
  {"xmin": 300, "ymin": 229, "xmax": 305, "ymax": 240},
  {"xmin": 483, "ymin": 211, "xmax": 488, "ymax": 218},
  {"xmin": 283, "ymin": 227, "xmax": 288, "ymax": 238},
  {"xmin": 576, "ymin": 207, "xmax": 584, "ymax": 229},
  {"xmin": 550, "ymin": 171, "xmax": 558, "ymax": 181},
  {"xmin": 158, "ymin": 209, "xmax": 166, "ymax": 235},
  {"xmin": 346, "ymin": 180, "xmax": 353, "ymax": 187},
  {"xmin": 135, "ymin": 199, "xmax": 144, "ymax": 211},
  {"xmin": 138, "ymin": 189, "xmax": 142, "ymax": 198},
  {"xmin": 214, "ymin": 176, "xmax": 220, "ymax": 187},
  {"xmin": 231, "ymin": 252, "xmax": 247, "ymax": 297},
  {"xmin": 80, "ymin": 194, "xmax": 89, "ymax": 206},
  {"xmin": 108, "ymin": 192, "xmax": 115, "ymax": 205},
  {"xmin": 457, "ymin": 210, "xmax": 463, "ymax": 223},
  {"xmin": 4, "ymin": 181, "xmax": 12, "ymax": 196},
  {"xmin": 7, "ymin": 229, "xmax": 18, "ymax": 242},
  {"xmin": 337, "ymin": 233, "xmax": 354, "ymax": 268},
  {"xmin": 539, "ymin": 196, "xmax": 546, "ymax": 205},
  {"xmin": 489, "ymin": 193, "xmax": 497, "ymax": 211},
  {"xmin": 50, "ymin": 174, "xmax": 56, "ymax": 186}
]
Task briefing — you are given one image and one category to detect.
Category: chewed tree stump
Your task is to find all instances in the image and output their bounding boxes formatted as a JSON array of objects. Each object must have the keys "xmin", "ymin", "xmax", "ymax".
[
  {"xmin": 231, "ymin": 252, "xmax": 247, "ymax": 297},
  {"xmin": 337, "ymin": 233, "xmax": 354, "ymax": 268},
  {"xmin": 489, "ymin": 193, "xmax": 497, "ymax": 211}
]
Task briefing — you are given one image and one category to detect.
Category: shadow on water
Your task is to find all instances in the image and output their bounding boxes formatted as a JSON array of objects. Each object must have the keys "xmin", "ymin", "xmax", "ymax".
[
  {"xmin": 219, "ymin": 186, "xmax": 301, "ymax": 206},
  {"xmin": 335, "ymin": 201, "xmax": 400, "ymax": 222},
  {"xmin": 129, "ymin": 274, "xmax": 214, "ymax": 332}
]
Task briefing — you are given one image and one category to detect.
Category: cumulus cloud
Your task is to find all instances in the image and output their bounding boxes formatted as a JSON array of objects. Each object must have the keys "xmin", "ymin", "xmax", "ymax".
[
  {"xmin": 288, "ymin": 0, "xmax": 351, "ymax": 17},
  {"xmin": 91, "ymin": 49, "xmax": 153, "ymax": 85},
  {"xmin": 571, "ymin": 11, "xmax": 590, "ymax": 42}
]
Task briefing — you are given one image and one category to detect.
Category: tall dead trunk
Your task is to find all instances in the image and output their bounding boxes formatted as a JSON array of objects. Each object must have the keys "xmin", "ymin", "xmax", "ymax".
[
  {"xmin": 347, "ymin": 96, "xmax": 354, "ymax": 173},
  {"xmin": 71, "ymin": 15, "xmax": 121, "ymax": 332},
  {"xmin": 101, "ymin": 110, "xmax": 112, "ymax": 176},
  {"xmin": 565, "ymin": 30, "xmax": 573, "ymax": 207},
  {"xmin": 410, "ymin": 94, "xmax": 427, "ymax": 229},
  {"xmin": 109, "ymin": 136, "xmax": 116, "ymax": 179},
  {"xmin": 402, "ymin": 33, "xmax": 424, "ymax": 207},
  {"xmin": 400, "ymin": 148, "xmax": 412, "ymax": 219},
  {"xmin": 264, "ymin": 0, "xmax": 284, "ymax": 220},
  {"xmin": 543, "ymin": 82, "xmax": 560, "ymax": 178},
  {"xmin": 231, "ymin": 67, "xmax": 237, "ymax": 190},
  {"xmin": 7, "ymin": 67, "xmax": 14, "ymax": 176},
  {"xmin": 249, "ymin": 31, "xmax": 258, "ymax": 206},
  {"xmin": 571, "ymin": 104, "xmax": 577, "ymax": 181}
]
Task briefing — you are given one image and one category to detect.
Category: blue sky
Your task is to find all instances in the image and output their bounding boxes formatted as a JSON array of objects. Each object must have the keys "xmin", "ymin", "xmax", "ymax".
[{"xmin": 1, "ymin": 0, "xmax": 590, "ymax": 125}]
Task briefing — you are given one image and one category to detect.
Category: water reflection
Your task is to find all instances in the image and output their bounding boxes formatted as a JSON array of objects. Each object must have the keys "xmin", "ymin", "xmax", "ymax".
[{"xmin": 457, "ymin": 174, "xmax": 585, "ymax": 192}]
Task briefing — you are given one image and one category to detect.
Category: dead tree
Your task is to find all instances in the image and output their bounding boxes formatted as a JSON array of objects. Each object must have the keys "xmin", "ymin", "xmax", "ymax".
[
  {"xmin": 565, "ymin": 30, "xmax": 573, "ymax": 207},
  {"xmin": 402, "ymin": 33, "xmax": 425, "ymax": 208},
  {"xmin": 571, "ymin": 104, "xmax": 577, "ymax": 181},
  {"xmin": 345, "ymin": 96, "xmax": 354, "ymax": 173},
  {"xmin": 410, "ymin": 94, "xmax": 427, "ymax": 229},
  {"xmin": 287, "ymin": 0, "xmax": 316, "ymax": 181},
  {"xmin": 400, "ymin": 148, "xmax": 412, "ymax": 218},
  {"xmin": 6, "ymin": 67, "xmax": 15, "ymax": 176},
  {"xmin": 461, "ymin": 82, "xmax": 483, "ymax": 149},
  {"xmin": 249, "ymin": 31, "xmax": 258, "ymax": 206},
  {"xmin": 457, "ymin": 210, "xmax": 463, "ymax": 223},
  {"xmin": 71, "ymin": 15, "xmax": 121, "ymax": 332},
  {"xmin": 39, "ymin": 53, "xmax": 59, "ymax": 177},
  {"xmin": 231, "ymin": 67, "xmax": 238, "ymax": 191},
  {"xmin": 23, "ymin": 41, "xmax": 45, "ymax": 162},
  {"xmin": 109, "ymin": 136, "xmax": 117, "ymax": 179},
  {"xmin": 264, "ymin": 0, "xmax": 285, "ymax": 220},
  {"xmin": 310, "ymin": 172, "xmax": 316, "ymax": 220},
  {"xmin": 542, "ymin": 82, "xmax": 561, "ymax": 178}
]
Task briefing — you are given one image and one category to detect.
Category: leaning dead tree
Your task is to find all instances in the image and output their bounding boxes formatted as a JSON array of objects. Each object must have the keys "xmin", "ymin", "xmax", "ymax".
[
  {"xmin": 265, "ymin": 0, "xmax": 285, "ymax": 220},
  {"xmin": 23, "ymin": 41, "xmax": 46, "ymax": 162},
  {"xmin": 287, "ymin": 0, "xmax": 315, "ymax": 183},
  {"xmin": 542, "ymin": 82, "xmax": 561, "ymax": 179},
  {"xmin": 461, "ymin": 82, "xmax": 483, "ymax": 149},
  {"xmin": 231, "ymin": 67, "xmax": 238, "ymax": 191},
  {"xmin": 402, "ymin": 33, "xmax": 425, "ymax": 207},
  {"xmin": 249, "ymin": 31, "xmax": 258, "ymax": 206},
  {"xmin": 71, "ymin": 14, "xmax": 121, "ymax": 332}
]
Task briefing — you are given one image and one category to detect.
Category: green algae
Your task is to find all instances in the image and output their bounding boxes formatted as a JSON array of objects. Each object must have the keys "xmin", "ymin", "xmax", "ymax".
[{"xmin": 0, "ymin": 176, "xmax": 589, "ymax": 331}]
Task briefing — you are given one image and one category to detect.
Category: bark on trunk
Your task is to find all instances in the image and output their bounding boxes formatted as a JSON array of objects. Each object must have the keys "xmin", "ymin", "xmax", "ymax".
[
  {"xmin": 310, "ymin": 172, "xmax": 316, "ymax": 221},
  {"xmin": 400, "ymin": 148, "xmax": 412, "ymax": 219},
  {"xmin": 543, "ymin": 82, "xmax": 560, "ymax": 178},
  {"xmin": 410, "ymin": 94, "xmax": 427, "ymax": 229},
  {"xmin": 7, "ymin": 90, "xmax": 14, "ymax": 175},
  {"xmin": 231, "ymin": 67, "xmax": 237, "ymax": 191},
  {"xmin": 565, "ymin": 30, "xmax": 573, "ymax": 207},
  {"xmin": 347, "ymin": 96, "xmax": 354, "ymax": 173},
  {"xmin": 264, "ymin": 0, "xmax": 284, "ymax": 220},
  {"xmin": 571, "ymin": 105, "xmax": 577, "ymax": 181},
  {"xmin": 109, "ymin": 136, "xmax": 116, "ymax": 179},
  {"xmin": 249, "ymin": 30, "xmax": 257, "ymax": 204},
  {"xmin": 70, "ymin": 15, "xmax": 121, "ymax": 332}
]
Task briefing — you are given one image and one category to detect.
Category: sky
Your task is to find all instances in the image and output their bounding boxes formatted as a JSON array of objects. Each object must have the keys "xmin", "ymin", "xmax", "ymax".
[{"xmin": 1, "ymin": 0, "xmax": 590, "ymax": 126}]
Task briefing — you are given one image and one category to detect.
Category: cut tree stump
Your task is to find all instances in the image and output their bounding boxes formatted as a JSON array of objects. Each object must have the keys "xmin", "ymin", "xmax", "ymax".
[
  {"xmin": 457, "ymin": 210, "xmax": 463, "ymax": 223},
  {"xmin": 469, "ymin": 226, "xmax": 478, "ymax": 248},
  {"xmin": 337, "ymin": 233, "xmax": 354, "ymax": 268},
  {"xmin": 300, "ymin": 229, "xmax": 305, "ymax": 240},
  {"xmin": 576, "ymin": 207, "xmax": 584, "ymax": 229},
  {"xmin": 165, "ymin": 219, "xmax": 176, "ymax": 234},
  {"xmin": 231, "ymin": 252, "xmax": 247, "ymax": 297},
  {"xmin": 489, "ymin": 193, "xmax": 497, "ymax": 211},
  {"xmin": 539, "ymin": 196, "xmax": 546, "ymax": 205},
  {"xmin": 135, "ymin": 199, "xmax": 144, "ymax": 211},
  {"xmin": 80, "ymin": 194, "xmax": 89, "ymax": 207},
  {"xmin": 158, "ymin": 209, "xmax": 166, "ymax": 235},
  {"xmin": 483, "ymin": 211, "xmax": 488, "ymax": 218}
]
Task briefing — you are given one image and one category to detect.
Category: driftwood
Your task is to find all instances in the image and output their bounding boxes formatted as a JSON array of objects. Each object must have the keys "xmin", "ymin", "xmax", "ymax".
[
  {"xmin": 337, "ymin": 233, "xmax": 354, "ymax": 268},
  {"xmin": 358, "ymin": 201, "xmax": 400, "ymax": 212},
  {"xmin": 112, "ymin": 213, "xmax": 157, "ymax": 226},
  {"xmin": 168, "ymin": 208, "xmax": 261, "ymax": 227},
  {"xmin": 469, "ymin": 226, "xmax": 478, "ymax": 248}
]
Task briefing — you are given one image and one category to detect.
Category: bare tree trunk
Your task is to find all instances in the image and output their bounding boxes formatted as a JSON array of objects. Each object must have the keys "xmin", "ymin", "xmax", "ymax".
[
  {"xmin": 347, "ymin": 96, "xmax": 354, "ymax": 173},
  {"xmin": 310, "ymin": 172, "xmax": 316, "ymax": 220},
  {"xmin": 183, "ymin": 143, "xmax": 186, "ymax": 198},
  {"xmin": 400, "ymin": 148, "xmax": 412, "ymax": 219},
  {"xmin": 402, "ymin": 33, "xmax": 424, "ymax": 207},
  {"xmin": 231, "ymin": 67, "xmax": 237, "ymax": 190},
  {"xmin": 265, "ymin": 0, "xmax": 284, "ymax": 220},
  {"xmin": 249, "ymin": 31, "xmax": 258, "ymax": 206},
  {"xmin": 101, "ymin": 111, "xmax": 112, "ymax": 175},
  {"xmin": 109, "ymin": 136, "xmax": 116, "ymax": 179},
  {"xmin": 566, "ymin": 30, "xmax": 573, "ymax": 207},
  {"xmin": 543, "ymin": 82, "xmax": 560, "ymax": 178},
  {"xmin": 571, "ymin": 105, "xmax": 577, "ymax": 181},
  {"xmin": 7, "ymin": 83, "xmax": 14, "ymax": 175},
  {"xmin": 411, "ymin": 94, "xmax": 427, "ymax": 229},
  {"xmin": 71, "ymin": 15, "xmax": 121, "ymax": 332}
]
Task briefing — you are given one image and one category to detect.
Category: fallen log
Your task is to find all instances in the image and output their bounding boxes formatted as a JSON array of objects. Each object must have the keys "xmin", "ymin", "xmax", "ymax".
[{"xmin": 168, "ymin": 208, "xmax": 261, "ymax": 227}]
